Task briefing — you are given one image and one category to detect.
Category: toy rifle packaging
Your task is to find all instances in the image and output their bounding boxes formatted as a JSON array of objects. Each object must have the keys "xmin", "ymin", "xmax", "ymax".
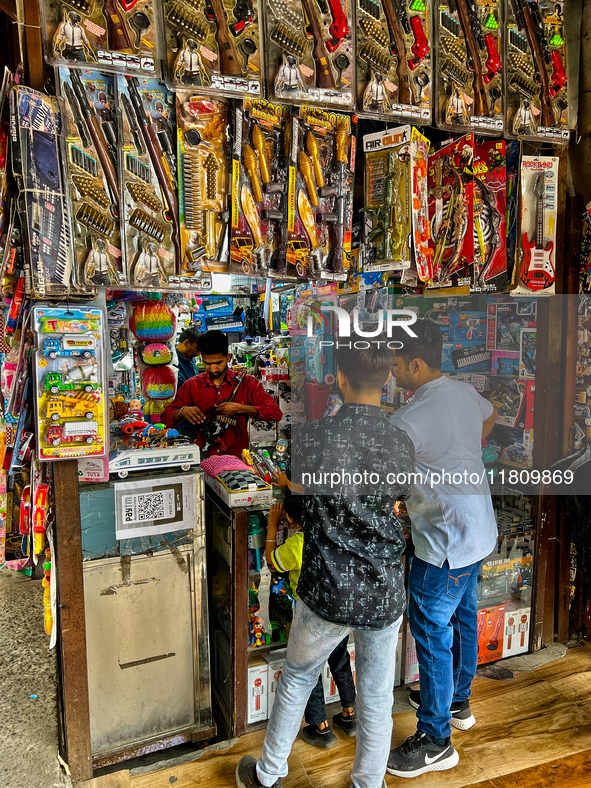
[
  {"xmin": 512, "ymin": 155, "xmax": 558, "ymax": 296},
  {"xmin": 42, "ymin": 0, "xmax": 159, "ymax": 73},
  {"xmin": 505, "ymin": 0, "xmax": 569, "ymax": 142},
  {"xmin": 161, "ymin": 0, "xmax": 262, "ymax": 97},
  {"xmin": 435, "ymin": 0, "xmax": 503, "ymax": 134},
  {"xmin": 471, "ymin": 138, "xmax": 507, "ymax": 293},
  {"xmin": 355, "ymin": 0, "xmax": 431, "ymax": 123},
  {"xmin": 57, "ymin": 68, "xmax": 124, "ymax": 288},
  {"xmin": 177, "ymin": 93, "xmax": 230, "ymax": 283},
  {"xmin": 426, "ymin": 134, "xmax": 474, "ymax": 289},
  {"xmin": 230, "ymin": 98, "xmax": 294, "ymax": 279},
  {"xmin": 409, "ymin": 126, "xmax": 432, "ymax": 283},
  {"xmin": 362, "ymin": 125, "xmax": 412, "ymax": 273},
  {"xmin": 264, "ymin": 0, "xmax": 354, "ymax": 108}
]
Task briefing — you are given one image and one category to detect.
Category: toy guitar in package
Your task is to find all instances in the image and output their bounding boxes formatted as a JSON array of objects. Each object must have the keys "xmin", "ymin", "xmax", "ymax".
[
  {"xmin": 264, "ymin": 0, "xmax": 354, "ymax": 108},
  {"xmin": 57, "ymin": 68, "xmax": 125, "ymax": 287},
  {"xmin": 435, "ymin": 0, "xmax": 503, "ymax": 134},
  {"xmin": 427, "ymin": 134, "xmax": 474, "ymax": 288},
  {"xmin": 409, "ymin": 126, "xmax": 432, "ymax": 283},
  {"xmin": 32, "ymin": 305, "xmax": 108, "ymax": 461},
  {"xmin": 230, "ymin": 98, "xmax": 294, "ymax": 278},
  {"xmin": 41, "ymin": 0, "xmax": 159, "ymax": 73},
  {"xmin": 512, "ymin": 155, "xmax": 558, "ymax": 296},
  {"xmin": 355, "ymin": 0, "xmax": 431, "ymax": 122},
  {"xmin": 505, "ymin": 0, "xmax": 569, "ymax": 142},
  {"xmin": 362, "ymin": 125, "xmax": 412, "ymax": 273},
  {"xmin": 177, "ymin": 93, "xmax": 229, "ymax": 282},
  {"xmin": 471, "ymin": 138, "xmax": 507, "ymax": 293},
  {"xmin": 161, "ymin": 0, "xmax": 262, "ymax": 97}
]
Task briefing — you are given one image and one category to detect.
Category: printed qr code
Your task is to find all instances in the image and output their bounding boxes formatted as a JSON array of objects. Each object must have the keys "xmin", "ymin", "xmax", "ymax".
[{"xmin": 135, "ymin": 492, "xmax": 165, "ymax": 521}]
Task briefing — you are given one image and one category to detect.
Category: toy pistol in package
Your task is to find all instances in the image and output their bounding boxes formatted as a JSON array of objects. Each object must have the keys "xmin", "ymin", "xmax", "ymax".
[
  {"xmin": 362, "ymin": 125, "xmax": 412, "ymax": 273},
  {"xmin": 435, "ymin": 0, "xmax": 503, "ymax": 134},
  {"xmin": 264, "ymin": 0, "xmax": 354, "ymax": 108},
  {"xmin": 355, "ymin": 0, "xmax": 431, "ymax": 122},
  {"xmin": 177, "ymin": 93, "xmax": 229, "ymax": 283},
  {"xmin": 118, "ymin": 76, "xmax": 182, "ymax": 289},
  {"xmin": 42, "ymin": 0, "xmax": 159, "ymax": 73},
  {"xmin": 162, "ymin": 0, "xmax": 262, "ymax": 96},
  {"xmin": 58, "ymin": 68, "xmax": 125, "ymax": 288},
  {"xmin": 505, "ymin": 0, "xmax": 569, "ymax": 142},
  {"xmin": 471, "ymin": 138, "xmax": 507, "ymax": 293},
  {"xmin": 32, "ymin": 305, "xmax": 108, "ymax": 461},
  {"xmin": 512, "ymin": 155, "xmax": 558, "ymax": 296}
]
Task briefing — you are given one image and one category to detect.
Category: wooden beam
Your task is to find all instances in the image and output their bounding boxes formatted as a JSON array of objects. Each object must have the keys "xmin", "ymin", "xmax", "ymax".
[
  {"xmin": 18, "ymin": 0, "xmax": 45, "ymax": 90},
  {"xmin": 0, "ymin": 0, "xmax": 16, "ymax": 20}
]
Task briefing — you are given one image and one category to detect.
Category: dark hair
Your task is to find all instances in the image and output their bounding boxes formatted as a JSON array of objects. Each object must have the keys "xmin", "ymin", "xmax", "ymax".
[
  {"xmin": 197, "ymin": 329, "xmax": 229, "ymax": 357},
  {"xmin": 178, "ymin": 327, "xmax": 201, "ymax": 346},
  {"xmin": 393, "ymin": 318, "xmax": 442, "ymax": 371},
  {"xmin": 335, "ymin": 339, "xmax": 393, "ymax": 392}
]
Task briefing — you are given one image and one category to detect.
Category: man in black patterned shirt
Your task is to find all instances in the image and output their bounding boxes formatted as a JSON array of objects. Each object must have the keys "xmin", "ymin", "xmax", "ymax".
[{"xmin": 237, "ymin": 341, "xmax": 415, "ymax": 788}]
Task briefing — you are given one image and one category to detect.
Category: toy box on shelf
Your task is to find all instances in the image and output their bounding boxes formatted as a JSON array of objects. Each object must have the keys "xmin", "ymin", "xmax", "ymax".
[
  {"xmin": 502, "ymin": 604, "xmax": 531, "ymax": 657},
  {"xmin": 477, "ymin": 604, "xmax": 505, "ymax": 663},
  {"xmin": 486, "ymin": 297, "xmax": 537, "ymax": 352},
  {"xmin": 247, "ymin": 657, "xmax": 269, "ymax": 723},
  {"xmin": 478, "ymin": 533, "xmax": 533, "ymax": 609}
]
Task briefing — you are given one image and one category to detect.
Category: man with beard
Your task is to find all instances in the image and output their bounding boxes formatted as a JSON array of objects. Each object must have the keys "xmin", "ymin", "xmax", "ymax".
[{"xmin": 161, "ymin": 330, "xmax": 282, "ymax": 457}]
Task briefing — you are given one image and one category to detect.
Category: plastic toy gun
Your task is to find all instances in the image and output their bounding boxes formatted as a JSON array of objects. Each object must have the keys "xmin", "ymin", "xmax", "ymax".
[
  {"xmin": 200, "ymin": 371, "xmax": 246, "ymax": 455},
  {"xmin": 229, "ymin": 0, "xmax": 254, "ymax": 36},
  {"xmin": 325, "ymin": 0, "xmax": 350, "ymax": 52},
  {"xmin": 326, "ymin": 120, "xmax": 349, "ymax": 274},
  {"xmin": 483, "ymin": 33, "xmax": 502, "ymax": 84},
  {"xmin": 381, "ymin": 0, "xmax": 414, "ymax": 104},
  {"xmin": 62, "ymin": 81, "xmax": 90, "ymax": 148},
  {"xmin": 448, "ymin": 0, "xmax": 489, "ymax": 117},
  {"xmin": 510, "ymin": 0, "xmax": 555, "ymax": 126},
  {"xmin": 204, "ymin": 0, "xmax": 242, "ymax": 75},
  {"xmin": 408, "ymin": 15, "xmax": 429, "ymax": 70},
  {"xmin": 550, "ymin": 49, "xmax": 567, "ymax": 96},
  {"xmin": 125, "ymin": 76, "xmax": 181, "ymax": 272},
  {"xmin": 104, "ymin": 0, "xmax": 134, "ymax": 51},
  {"xmin": 300, "ymin": 0, "xmax": 337, "ymax": 88},
  {"xmin": 120, "ymin": 92, "xmax": 145, "ymax": 156}
]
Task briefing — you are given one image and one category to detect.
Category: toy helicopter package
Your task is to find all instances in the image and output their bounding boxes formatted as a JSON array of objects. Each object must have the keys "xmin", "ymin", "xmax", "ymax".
[
  {"xmin": 177, "ymin": 92, "xmax": 230, "ymax": 280},
  {"xmin": 512, "ymin": 155, "xmax": 558, "ymax": 296},
  {"xmin": 57, "ymin": 68, "xmax": 125, "ymax": 288},
  {"xmin": 263, "ymin": 0, "xmax": 354, "ymax": 108},
  {"xmin": 161, "ymin": 0, "xmax": 263, "ymax": 97},
  {"xmin": 505, "ymin": 0, "xmax": 569, "ymax": 143},
  {"xmin": 41, "ymin": 0, "xmax": 160, "ymax": 73},
  {"xmin": 362, "ymin": 125, "xmax": 412, "ymax": 273},
  {"xmin": 355, "ymin": 0, "xmax": 431, "ymax": 123},
  {"xmin": 32, "ymin": 305, "xmax": 108, "ymax": 461},
  {"xmin": 435, "ymin": 0, "xmax": 503, "ymax": 134},
  {"xmin": 471, "ymin": 138, "xmax": 507, "ymax": 293}
]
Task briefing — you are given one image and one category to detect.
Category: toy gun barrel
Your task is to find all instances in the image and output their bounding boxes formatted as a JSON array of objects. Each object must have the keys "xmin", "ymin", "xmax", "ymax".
[
  {"xmin": 451, "ymin": 0, "xmax": 489, "ymax": 117},
  {"xmin": 466, "ymin": 0, "xmax": 484, "ymax": 49},
  {"xmin": 511, "ymin": 0, "xmax": 555, "ymax": 126},
  {"xmin": 381, "ymin": 0, "xmax": 413, "ymax": 104},
  {"xmin": 392, "ymin": 0, "xmax": 411, "ymax": 35},
  {"xmin": 300, "ymin": 0, "xmax": 337, "ymax": 88},
  {"xmin": 120, "ymin": 92, "xmax": 145, "ymax": 156},
  {"xmin": 63, "ymin": 82, "xmax": 90, "ymax": 148}
]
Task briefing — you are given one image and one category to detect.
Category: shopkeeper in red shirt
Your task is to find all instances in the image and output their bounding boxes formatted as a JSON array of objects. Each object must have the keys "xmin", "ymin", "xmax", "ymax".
[{"xmin": 162, "ymin": 330, "xmax": 283, "ymax": 458}]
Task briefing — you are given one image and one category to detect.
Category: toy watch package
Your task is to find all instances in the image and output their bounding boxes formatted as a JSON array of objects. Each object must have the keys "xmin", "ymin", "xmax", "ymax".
[
  {"xmin": 177, "ymin": 92, "xmax": 230, "ymax": 280},
  {"xmin": 472, "ymin": 139, "xmax": 507, "ymax": 292},
  {"xmin": 512, "ymin": 155, "xmax": 558, "ymax": 296},
  {"xmin": 435, "ymin": 0, "xmax": 503, "ymax": 134},
  {"xmin": 161, "ymin": 0, "xmax": 262, "ymax": 96},
  {"xmin": 505, "ymin": 0, "xmax": 569, "ymax": 142},
  {"xmin": 32, "ymin": 306, "xmax": 108, "ymax": 461},
  {"xmin": 362, "ymin": 125, "xmax": 412, "ymax": 273},
  {"xmin": 355, "ymin": 0, "xmax": 431, "ymax": 122},
  {"xmin": 57, "ymin": 68, "xmax": 125, "ymax": 288},
  {"xmin": 41, "ymin": 0, "xmax": 159, "ymax": 73},
  {"xmin": 263, "ymin": 0, "xmax": 354, "ymax": 108},
  {"xmin": 410, "ymin": 126, "xmax": 432, "ymax": 283}
]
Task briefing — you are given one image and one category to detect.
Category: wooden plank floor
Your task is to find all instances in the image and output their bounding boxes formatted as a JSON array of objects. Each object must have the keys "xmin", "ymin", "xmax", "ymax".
[{"xmin": 130, "ymin": 644, "xmax": 591, "ymax": 788}]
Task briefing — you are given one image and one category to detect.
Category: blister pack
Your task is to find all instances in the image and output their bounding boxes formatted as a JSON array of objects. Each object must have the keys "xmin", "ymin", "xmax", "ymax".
[
  {"xmin": 472, "ymin": 138, "xmax": 507, "ymax": 293},
  {"xmin": 409, "ymin": 126, "xmax": 432, "ymax": 283}
]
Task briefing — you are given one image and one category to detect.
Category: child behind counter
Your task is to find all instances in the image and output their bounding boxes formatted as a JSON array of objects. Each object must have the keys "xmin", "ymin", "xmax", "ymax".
[{"xmin": 265, "ymin": 501, "xmax": 356, "ymax": 749}]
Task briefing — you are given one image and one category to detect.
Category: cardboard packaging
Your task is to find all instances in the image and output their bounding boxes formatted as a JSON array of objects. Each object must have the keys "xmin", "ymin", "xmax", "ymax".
[{"xmin": 247, "ymin": 658, "xmax": 269, "ymax": 723}]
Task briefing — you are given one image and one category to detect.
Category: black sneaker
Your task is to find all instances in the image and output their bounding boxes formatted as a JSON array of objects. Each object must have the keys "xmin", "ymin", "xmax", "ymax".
[
  {"xmin": 408, "ymin": 689, "xmax": 476, "ymax": 731},
  {"xmin": 386, "ymin": 731, "xmax": 459, "ymax": 778},
  {"xmin": 236, "ymin": 755, "xmax": 281, "ymax": 788},
  {"xmin": 332, "ymin": 711, "xmax": 357, "ymax": 737},
  {"xmin": 301, "ymin": 723, "xmax": 338, "ymax": 749}
]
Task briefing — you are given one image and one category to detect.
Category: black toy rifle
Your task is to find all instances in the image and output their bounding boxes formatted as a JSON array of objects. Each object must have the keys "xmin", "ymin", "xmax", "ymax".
[
  {"xmin": 381, "ymin": 0, "xmax": 414, "ymax": 105},
  {"xmin": 120, "ymin": 92, "xmax": 145, "ymax": 155},
  {"xmin": 204, "ymin": 0, "xmax": 242, "ymax": 75},
  {"xmin": 62, "ymin": 82, "xmax": 90, "ymax": 148},
  {"xmin": 200, "ymin": 372, "xmax": 246, "ymax": 455},
  {"xmin": 448, "ymin": 0, "xmax": 489, "ymax": 117},
  {"xmin": 510, "ymin": 0, "xmax": 555, "ymax": 127},
  {"xmin": 300, "ymin": 0, "xmax": 337, "ymax": 89},
  {"xmin": 327, "ymin": 120, "xmax": 349, "ymax": 273}
]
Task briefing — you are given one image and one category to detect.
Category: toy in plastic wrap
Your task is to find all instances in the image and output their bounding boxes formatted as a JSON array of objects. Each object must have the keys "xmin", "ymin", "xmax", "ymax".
[
  {"xmin": 409, "ymin": 126, "xmax": 433, "ymax": 283},
  {"xmin": 362, "ymin": 125, "xmax": 412, "ymax": 273},
  {"xmin": 355, "ymin": 0, "xmax": 431, "ymax": 122},
  {"xmin": 264, "ymin": 0, "xmax": 354, "ymax": 108},
  {"xmin": 471, "ymin": 139, "xmax": 506, "ymax": 293},
  {"xmin": 162, "ymin": 0, "xmax": 262, "ymax": 96},
  {"xmin": 33, "ymin": 306, "xmax": 108, "ymax": 460},
  {"xmin": 435, "ymin": 0, "xmax": 503, "ymax": 134},
  {"xmin": 42, "ymin": 0, "xmax": 158, "ymax": 73},
  {"xmin": 177, "ymin": 93, "xmax": 229, "ymax": 279},
  {"xmin": 506, "ymin": 0, "xmax": 569, "ymax": 142},
  {"xmin": 58, "ymin": 68, "xmax": 125, "ymax": 287}
]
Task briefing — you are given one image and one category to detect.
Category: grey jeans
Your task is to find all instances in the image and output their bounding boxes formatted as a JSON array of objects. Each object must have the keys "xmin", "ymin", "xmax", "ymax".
[{"xmin": 256, "ymin": 600, "xmax": 402, "ymax": 788}]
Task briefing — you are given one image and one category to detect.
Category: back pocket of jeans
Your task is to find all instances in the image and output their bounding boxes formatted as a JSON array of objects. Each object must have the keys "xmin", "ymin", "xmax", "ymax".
[{"xmin": 446, "ymin": 572, "xmax": 471, "ymax": 599}]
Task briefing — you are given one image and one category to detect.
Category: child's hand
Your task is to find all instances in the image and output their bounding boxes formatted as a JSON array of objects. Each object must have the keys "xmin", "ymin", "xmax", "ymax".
[
  {"xmin": 273, "ymin": 470, "xmax": 289, "ymax": 489},
  {"xmin": 268, "ymin": 502, "xmax": 284, "ymax": 526}
]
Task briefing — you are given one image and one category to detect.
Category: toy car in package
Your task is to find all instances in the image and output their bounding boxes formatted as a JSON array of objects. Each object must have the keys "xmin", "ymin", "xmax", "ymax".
[
  {"xmin": 264, "ymin": 0, "xmax": 354, "ymax": 108},
  {"xmin": 435, "ymin": 0, "xmax": 503, "ymax": 134},
  {"xmin": 161, "ymin": 0, "xmax": 262, "ymax": 96},
  {"xmin": 505, "ymin": 0, "xmax": 569, "ymax": 142},
  {"xmin": 57, "ymin": 68, "xmax": 125, "ymax": 288},
  {"xmin": 177, "ymin": 92, "xmax": 230, "ymax": 281},
  {"xmin": 355, "ymin": 0, "xmax": 431, "ymax": 123},
  {"xmin": 471, "ymin": 138, "xmax": 507, "ymax": 293},
  {"xmin": 41, "ymin": 0, "xmax": 159, "ymax": 73},
  {"xmin": 32, "ymin": 305, "xmax": 108, "ymax": 461}
]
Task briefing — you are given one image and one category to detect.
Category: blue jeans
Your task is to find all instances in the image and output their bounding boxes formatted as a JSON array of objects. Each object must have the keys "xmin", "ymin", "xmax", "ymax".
[
  {"xmin": 409, "ymin": 556, "xmax": 481, "ymax": 740},
  {"xmin": 257, "ymin": 600, "xmax": 402, "ymax": 788}
]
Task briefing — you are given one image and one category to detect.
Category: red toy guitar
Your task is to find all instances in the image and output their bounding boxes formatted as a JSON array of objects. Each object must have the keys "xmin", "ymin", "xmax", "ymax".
[{"xmin": 519, "ymin": 171, "xmax": 555, "ymax": 291}]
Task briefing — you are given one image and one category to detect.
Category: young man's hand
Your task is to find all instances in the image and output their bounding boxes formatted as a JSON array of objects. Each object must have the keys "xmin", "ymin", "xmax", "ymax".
[
  {"xmin": 178, "ymin": 405, "xmax": 206, "ymax": 424},
  {"xmin": 215, "ymin": 402, "xmax": 245, "ymax": 417},
  {"xmin": 273, "ymin": 470, "xmax": 289, "ymax": 489},
  {"xmin": 268, "ymin": 502, "xmax": 284, "ymax": 526}
]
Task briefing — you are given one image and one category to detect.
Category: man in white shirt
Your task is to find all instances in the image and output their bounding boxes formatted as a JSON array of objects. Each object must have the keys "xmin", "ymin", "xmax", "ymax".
[{"xmin": 387, "ymin": 319, "xmax": 497, "ymax": 779}]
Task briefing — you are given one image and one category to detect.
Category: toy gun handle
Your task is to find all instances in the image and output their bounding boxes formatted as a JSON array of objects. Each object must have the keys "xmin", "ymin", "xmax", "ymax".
[
  {"xmin": 63, "ymin": 81, "xmax": 90, "ymax": 148},
  {"xmin": 408, "ymin": 15, "xmax": 429, "ymax": 70},
  {"xmin": 450, "ymin": 0, "xmax": 489, "ymax": 117},
  {"xmin": 325, "ymin": 0, "xmax": 350, "ymax": 52},
  {"xmin": 382, "ymin": 0, "xmax": 414, "ymax": 104},
  {"xmin": 300, "ymin": 0, "xmax": 337, "ymax": 88},
  {"xmin": 104, "ymin": 0, "xmax": 133, "ymax": 51},
  {"xmin": 549, "ymin": 49, "xmax": 567, "ymax": 96},
  {"xmin": 205, "ymin": 0, "xmax": 242, "ymax": 75},
  {"xmin": 483, "ymin": 33, "xmax": 501, "ymax": 84},
  {"xmin": 514, "ymin": 0, "xmax": 556, "ymax": 126},
  {"xmin": 121, "ymin": 92, "xmax": 145, "ymax": 155}
]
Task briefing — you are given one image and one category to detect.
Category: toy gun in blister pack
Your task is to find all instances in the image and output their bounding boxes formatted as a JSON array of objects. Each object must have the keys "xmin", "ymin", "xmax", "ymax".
[
  {"xmin": 120, "ymin": 92, "xmax": 145, "ymax": 156},
  {"xmin": 381, "ymin": 0, "xmax": 414, "ymax": 104},
  {"xmin": 62, "ymin": 82, "xmax": 90, "ymax": 148},
  {"xmin": 408, "ymin": 15, "xmax": 429, "ymax": 70},
  {"xmin": 204, "ymin": 0, "xmax": 242, "ymax": 75},
  {"xmin": 324, "ymin": 120, "xmax": 350, "ymax": 274},
  {"xmin": 300, "ymin": 0, "xmax": 337, "ymax": 88},
  {"xmin": 104, "ymin": 0, "xmax": 134, "ymax": 51},
  {"xmin": 325, "ymin": 0, "xmax": 350, "ymax": 52},
  {"xmin": 447, "ymin": 0, "xmax": 489, "ymax": 117},
  {"xmin": 510, "ymin": 0, "xmax": 555, "ymax": 126}
]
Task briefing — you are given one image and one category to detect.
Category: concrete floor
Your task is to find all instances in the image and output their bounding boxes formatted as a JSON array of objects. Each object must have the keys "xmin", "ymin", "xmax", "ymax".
[{"xmin": 0, "ymin": 569, "xmax": 72, "ymax": 788}]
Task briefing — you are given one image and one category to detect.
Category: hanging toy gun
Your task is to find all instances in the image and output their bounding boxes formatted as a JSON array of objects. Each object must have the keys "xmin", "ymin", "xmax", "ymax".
[
  {"xmin": 200, "ymin": 372, "xmax": 246, "ymax": 455},
  {"xmin": 62, "ymin": 81, "xmax": 90, "ymax": 148},
  {"xmin": 549, "ymin": 49, "xmax": 567, "ymax": 95},
  {"xmin": 300, "ymin": 0, "xmax": 337, "ymax": 88},
  {"xmin": 510, "ymin": 0, "xmax": 555, "ymax": 126},
  {"xmin": 408, "ymin": 15, "xmax": 429, "ymax": 70},
  {"xmin": 448, "ymin": 0, "xmax": 489, "ymax": 117},
  {"xmin": 325, "ymin": 120, "xmax": 350, "ymax": 274},
  {"xmin": 104, "ymin": 0, "xmax": 134, "ymax": 51},
  {"xmin": 381, "ymin": 0, "xmax": 414, "ymax": 104},
  {"xmin": 325, "ymin": 0, "xmax": 350, "ymax": 52},
  {"xmin": 204, "ymin": 0, "xmax": 242, "ymax": 75},
  {"xmin": 483, "ymin": 33, "xmax": 502, "ymax": 84}
]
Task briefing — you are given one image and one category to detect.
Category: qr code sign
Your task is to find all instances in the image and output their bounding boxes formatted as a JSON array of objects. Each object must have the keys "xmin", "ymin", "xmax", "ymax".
[{"xmin": 121, "ymin": 490, "xmax": 175, "ymax": 526}]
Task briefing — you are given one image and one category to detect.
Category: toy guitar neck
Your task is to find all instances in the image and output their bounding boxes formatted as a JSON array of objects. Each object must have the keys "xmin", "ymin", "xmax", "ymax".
[{"xmin": 519, "ymin": 171, "xmax": 554, "ymax": 291}]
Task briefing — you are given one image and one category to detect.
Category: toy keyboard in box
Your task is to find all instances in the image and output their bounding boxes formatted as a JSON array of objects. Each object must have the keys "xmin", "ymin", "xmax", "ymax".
[{"xmin": 451, "ymin": 345, "xmax": 492, "ymax": 371}]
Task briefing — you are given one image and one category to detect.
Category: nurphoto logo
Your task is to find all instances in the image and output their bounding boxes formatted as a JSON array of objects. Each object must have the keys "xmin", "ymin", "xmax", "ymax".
[{"xmin": 307, "ymin": 306, "xmax": 418, "ymax": 348}]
